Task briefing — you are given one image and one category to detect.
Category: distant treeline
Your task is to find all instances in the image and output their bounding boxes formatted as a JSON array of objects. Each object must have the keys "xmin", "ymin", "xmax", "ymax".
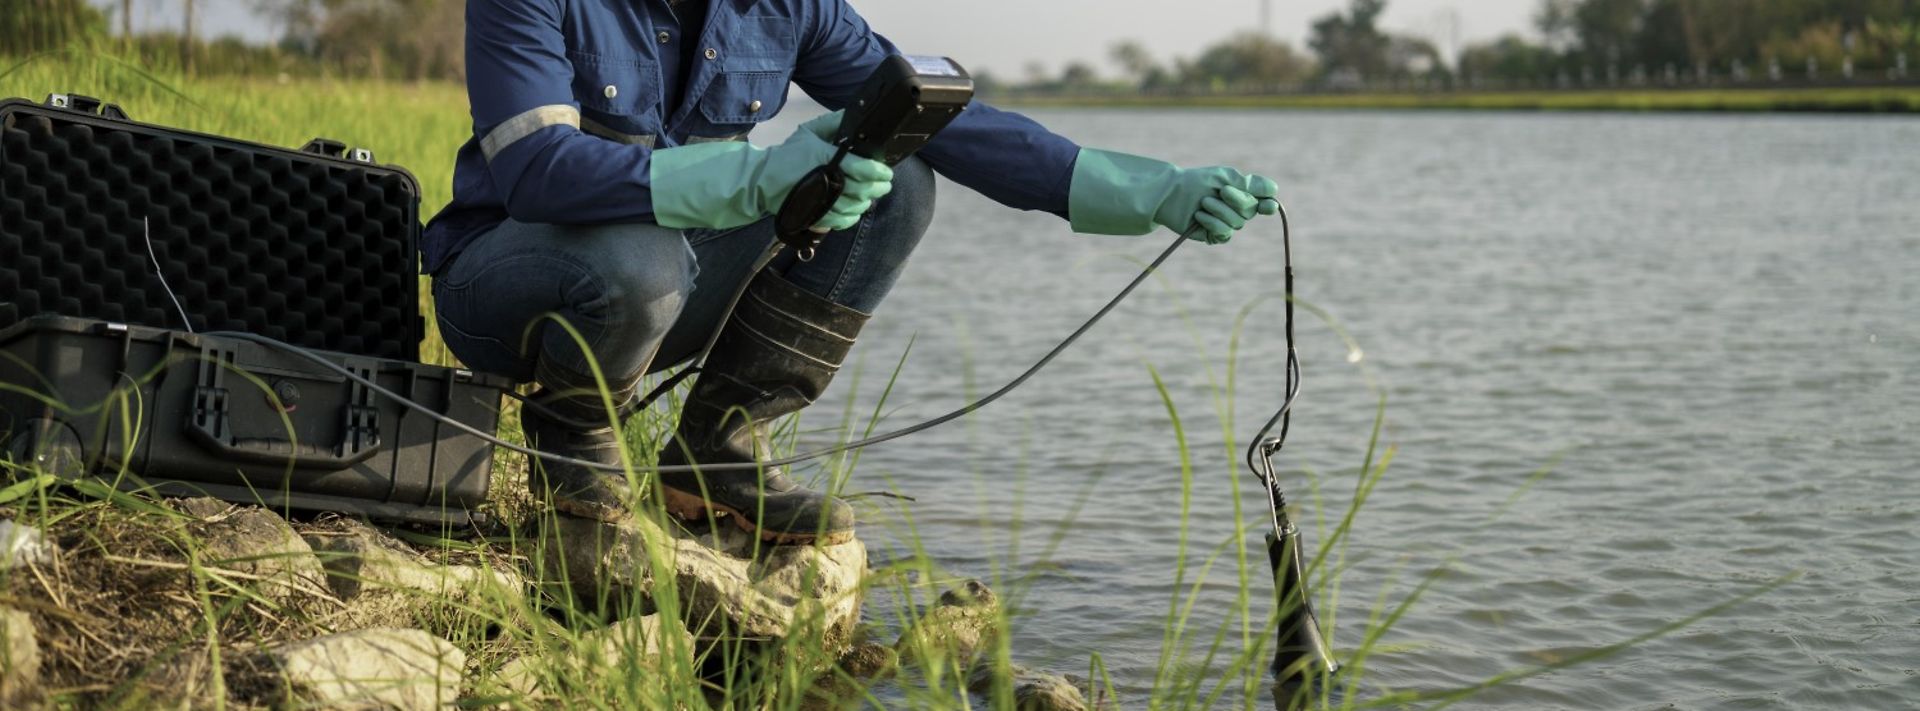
[
  {"xmin": 1460, "ymin": 0, "xmax": 1917, "ymax": 87},
  {"xmin": 3, "ymin": 0, "xmax": 462, "ymax": 80},
  {"xmin": 1014, "ymin": 0, "xmax": 1919, "ymax": 95},
  {"xmin": 4, "ymin": 0, "xmax": 1914, "ymax": 90}
]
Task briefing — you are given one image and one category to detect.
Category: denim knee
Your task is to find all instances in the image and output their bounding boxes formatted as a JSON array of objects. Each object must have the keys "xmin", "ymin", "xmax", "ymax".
[
  {"xmin": 542, "ymin": 224, "xmax": 695, "ymax": 382},
  {"xmin": 432, "ymin": 219, "xmax": 695, "ymax": 385}
]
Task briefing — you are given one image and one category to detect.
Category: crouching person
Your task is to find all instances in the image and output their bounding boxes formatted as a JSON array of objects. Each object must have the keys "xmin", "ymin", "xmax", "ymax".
[{"xmin": 423, "ymin": 0, "xmax": 1282, "ymax": 545}]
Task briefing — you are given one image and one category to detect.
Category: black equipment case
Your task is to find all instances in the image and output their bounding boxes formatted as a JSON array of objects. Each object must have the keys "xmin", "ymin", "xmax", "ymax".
[
  {"xmin": 0, "ymin": 316, "xmax": 508, "ymax": 523},
  {"xmin": 0, "ymin": 94, "xmax": 422, "ymax": 359},
  {"xmin": 0, "ymin": 95, "xmax": 507, "ymax": 524}
]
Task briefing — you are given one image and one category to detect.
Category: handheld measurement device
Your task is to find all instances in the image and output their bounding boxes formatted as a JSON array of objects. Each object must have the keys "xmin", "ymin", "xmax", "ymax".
[{"xmin": 774, "ymin": 54, "xmax": 975, "ymax": 258}]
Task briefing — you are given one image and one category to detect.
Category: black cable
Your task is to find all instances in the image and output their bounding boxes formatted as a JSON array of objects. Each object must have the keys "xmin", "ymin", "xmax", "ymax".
[
  {"xmin": 204, "ymin": 224, "xmax": 1204, "ymax": 474},
  {"xmin": 216, "ymin": 209, "xmax": 1302, "ymax": 478},
  {"xmin": 142, "ymin": 216, "xmax": 195, "ymax": 334},
  {"xmin": 1244, "ymin": 204, "xmax": 1299, "ymax": 531}
]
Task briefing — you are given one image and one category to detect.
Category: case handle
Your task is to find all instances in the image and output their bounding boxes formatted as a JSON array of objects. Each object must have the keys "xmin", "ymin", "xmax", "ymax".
[
  {"xmin": 45, "ymin": 94, "xmax": 130, "ymax": 120},
  {"xmin": 185, "ymin": 344, "xmax": 382, "ymax": 469}
]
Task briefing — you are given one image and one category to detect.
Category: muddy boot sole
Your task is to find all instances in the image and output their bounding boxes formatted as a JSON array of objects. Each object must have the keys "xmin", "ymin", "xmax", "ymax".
[{"xmin": 660, "ymin": 485, "xmax": 855, "ymax": 546}]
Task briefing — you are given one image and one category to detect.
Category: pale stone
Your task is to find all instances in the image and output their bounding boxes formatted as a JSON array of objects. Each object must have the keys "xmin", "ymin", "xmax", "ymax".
[
  {"xmin": 896, "ymin": 579, "xmax": 1000, "ymax": 666},
  {"xmin": 303, "ymin": 520, "xmax": 524, "ymax": 630},
  {"xmin": 836, "ymin": 641, "xmax": 898, "ymax": 679},
  {"xmin": 175, "ymin": 499, "xmax": 327, "ymax": 604},
  {"xmin": 491, "ymin": 614, "xmax": 691, "ymax": 702},
  {"xmin": 673, "ymin": 518, "xmax": 866, "ymax": 648},
  {"xmin": 539, "ymin": 514, "xmax": 866, "ymax": 654},
  {"xmin": 172, "ymin": 497, "xmax": 229, "ymax": 519},
  {"xmin": 1065, "ymin": 674, "xmax": 1123, "ymax": 710},
  {"xmin": 0, "ymin": 607, "xmax": 42, "ymax": 706},
  {"xmin": 265, "ymin": 628, "xmax": 464, "ymax": 710},
  {"xmin": 967, "ymin": 664, "xmax": 1098, "ymax": 711},
  {"xmin": 535, "ymin": 514, "xmax": 656, "ymax": 605},
  {"xmin": 0, "ymin": 520, "xmax": 52, "ymax": 570}
]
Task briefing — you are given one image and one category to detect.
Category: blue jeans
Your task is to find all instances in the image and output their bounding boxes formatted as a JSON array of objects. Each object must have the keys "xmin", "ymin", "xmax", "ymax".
[{"xmin": 432, "ymin": 157, "xmax": 936, "ymax": 385}]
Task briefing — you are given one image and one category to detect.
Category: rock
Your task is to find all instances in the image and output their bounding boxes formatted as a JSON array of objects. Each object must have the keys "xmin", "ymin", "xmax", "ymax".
[
  {"xmin": 895, "ymin": 579, "xmax": 999, "ymax": 666},
  {"xmin": 1063, "ymin": 674, "xmax": 1123, "ymax": 711},
  {"xmin": 263, "ymin": 628, "xmax": 464, "ymax": 710},
  {"xmin": 535, "ymin": 515, "xmax": 655, "ymax": 605},
  {"xmin": 491, "ymin": 614, "xmax": 691, "ymax": 702},
  {"xmin": 303, "ymin": 520, "xmax": 524, "ymax": 630},
  {"xmin": 0, "ymin": 520, "xmax": 53, "ymax": 570},
  {"xmin": 175, "ymin": 499, "xmax": 327, "ymax": 604},
  {"xmin": 0, "ymin": 607, "xmax": 42, "ymax": 706},
  {"xmin": 172, "ymin": 497, "xmax": 229, "ymax": 519},
  {"xmin": 836, "ymin": 642, "xmax": 898, "ymax": 679},
  {"xmin": 538, "ymin": 514, "xmax": 867, "ymax": 655},
  {"xmin": 967, "ymin": 664, "xmax": 1102, "ymax": 711},
  {"xmin": 675, "ymin": 518, "xmax": 866, "ymax": 648}
]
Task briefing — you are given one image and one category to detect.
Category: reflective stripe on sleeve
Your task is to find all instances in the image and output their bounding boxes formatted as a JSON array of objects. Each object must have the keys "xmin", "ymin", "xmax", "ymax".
[
  {"xmin": 579, "ymin": 116, "xmax": 657, "ymax": 148},
  {"xmin": 480, "ymin": 105, "xmax": 581, "ymax": 161}
]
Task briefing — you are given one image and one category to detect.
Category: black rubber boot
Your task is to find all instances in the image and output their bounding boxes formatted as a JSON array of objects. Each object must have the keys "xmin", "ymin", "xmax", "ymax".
[
  {"xmin": 522, "ymin": 359, "xmax": 638, "ymax": 522},
  {"xmin": 658, "ymin": 270, "xmax": 864, "ymax": 545}
]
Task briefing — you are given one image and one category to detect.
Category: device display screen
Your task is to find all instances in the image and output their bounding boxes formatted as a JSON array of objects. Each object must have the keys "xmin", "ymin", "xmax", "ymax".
[{"xmin": 904, "ymin": 55, "xmax": 963, "ymax": 78}]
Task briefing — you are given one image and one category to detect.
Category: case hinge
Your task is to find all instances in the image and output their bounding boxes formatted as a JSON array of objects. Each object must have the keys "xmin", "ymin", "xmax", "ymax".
[
  {"xmin": 190, "ymin": 341, "xmax": 237, "ymax": 442},
  {"xmin": 342, "ymin": 361, "xmax": 382, "ymax": 452}
]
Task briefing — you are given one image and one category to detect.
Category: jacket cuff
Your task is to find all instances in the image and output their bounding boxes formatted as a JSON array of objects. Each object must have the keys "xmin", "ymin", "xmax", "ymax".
[{"xmin": 1067, "ymin": 147, "xmax": 1183, "ymax": 236}]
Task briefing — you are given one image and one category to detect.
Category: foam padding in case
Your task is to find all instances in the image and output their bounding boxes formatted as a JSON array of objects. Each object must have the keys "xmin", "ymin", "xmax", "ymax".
[{"xmin": 0, "ymin": 100, "xmax": 422, "ymax": 361}]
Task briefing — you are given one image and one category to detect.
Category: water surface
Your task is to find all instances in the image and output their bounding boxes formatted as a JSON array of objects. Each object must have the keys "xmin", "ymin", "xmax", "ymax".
[{"xmin": 771, "ymin": 108, "xmax": 1918, "ymax": 708}]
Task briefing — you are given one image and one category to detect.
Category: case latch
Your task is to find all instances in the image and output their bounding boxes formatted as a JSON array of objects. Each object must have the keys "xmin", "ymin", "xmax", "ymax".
[
  {"xmin": 45, "ymin": 94, "xmax": 130, "ymax": 120},
  {"xmin": 300, "ymin": 138, "xmax": 376, "ymax": 164}
]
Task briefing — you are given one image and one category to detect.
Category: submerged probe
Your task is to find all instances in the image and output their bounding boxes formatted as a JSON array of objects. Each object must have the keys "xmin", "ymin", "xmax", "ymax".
[{"xmin": 1246, "ymin": 205, "xmax": 1340, "ymax": 686}]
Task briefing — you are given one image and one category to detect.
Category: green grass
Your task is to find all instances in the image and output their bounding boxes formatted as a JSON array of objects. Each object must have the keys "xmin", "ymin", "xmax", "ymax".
[
  {"xmin": 999, "ymin": 86, "xmax": 1920, "ymax": 113},
  {"xmin": 0, "ymin": 48, "xmax": 1785, "ymax": 710}
]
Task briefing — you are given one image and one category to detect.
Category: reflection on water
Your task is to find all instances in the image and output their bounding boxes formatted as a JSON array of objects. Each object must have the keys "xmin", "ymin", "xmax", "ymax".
[{"xmin": 764, "ymin": 107, "xmax": 1919, "ymax": 707}]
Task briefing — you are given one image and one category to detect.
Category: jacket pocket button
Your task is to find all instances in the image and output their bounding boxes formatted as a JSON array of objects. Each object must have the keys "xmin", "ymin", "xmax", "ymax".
[
  {"xmin": 704, "ymin": 48, "xmax": 718, "ymax": 60},
  {"xmin": 749, "ymin": 99, "xmax": 763, "ymax": 113},
  {"xmin": 603, "ymin": 84, "xmax": 618, "ymax": 99}
]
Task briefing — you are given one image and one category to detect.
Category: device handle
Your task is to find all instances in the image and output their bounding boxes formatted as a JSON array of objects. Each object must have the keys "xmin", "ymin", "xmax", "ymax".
[{"xmin": 773, "ymin": 162, "xmax": 847, "ymax": 259}]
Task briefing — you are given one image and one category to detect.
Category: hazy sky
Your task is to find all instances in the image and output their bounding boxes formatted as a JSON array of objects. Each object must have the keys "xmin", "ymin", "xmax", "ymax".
[{"xmin": 129, "ymin": 0, "xmax": 1540, "ymax": 77}]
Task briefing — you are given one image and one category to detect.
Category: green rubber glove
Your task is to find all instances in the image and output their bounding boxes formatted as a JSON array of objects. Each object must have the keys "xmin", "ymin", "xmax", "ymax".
[
  {"xmin": 1068, "ymin": 147, "xmax": 1280, "ymax": 245},
  {"xmin": 650, "ymin": 111, "xmax": 894, "ymax": 232}
]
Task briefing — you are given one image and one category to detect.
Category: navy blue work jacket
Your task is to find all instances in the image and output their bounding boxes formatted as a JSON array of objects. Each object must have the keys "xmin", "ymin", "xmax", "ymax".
[{"xmin": 421, "ymin": 0, "xmax": 1082, "ymax": 274}]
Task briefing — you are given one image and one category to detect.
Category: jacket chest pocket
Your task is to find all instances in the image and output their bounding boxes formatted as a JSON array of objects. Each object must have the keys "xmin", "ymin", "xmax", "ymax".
[
  {"xmin": 570, "ymin": 52, "xmax": 658, "ymax": 117},
  {"xmin": 690, "ymin": 16, "xmax": 796, "ymax": 137},
  {"xmin": 698, "ymin": 70, "xmax": 791, "ymax": 128}
]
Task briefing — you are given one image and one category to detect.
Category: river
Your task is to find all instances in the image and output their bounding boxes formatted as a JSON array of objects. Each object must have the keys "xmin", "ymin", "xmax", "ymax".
[{"xmin": 766, "ymin": 107, "xmax": 1918, "ymax": 708}]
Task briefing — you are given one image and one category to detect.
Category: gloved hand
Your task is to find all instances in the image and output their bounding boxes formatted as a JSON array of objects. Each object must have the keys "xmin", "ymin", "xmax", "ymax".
[
  {"xmin": 1068, "ymin": 147, "xmax": 1280, "ymax": 245},
  {"xmin": 650, "ymin": 111, "xmax": 894, "ymax": 232}
]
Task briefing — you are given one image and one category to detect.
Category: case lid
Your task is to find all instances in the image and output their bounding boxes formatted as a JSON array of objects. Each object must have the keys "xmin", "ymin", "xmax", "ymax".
[{"xmin": 0, "ymin": 96, "xmax": 424, "ymax": 361}]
